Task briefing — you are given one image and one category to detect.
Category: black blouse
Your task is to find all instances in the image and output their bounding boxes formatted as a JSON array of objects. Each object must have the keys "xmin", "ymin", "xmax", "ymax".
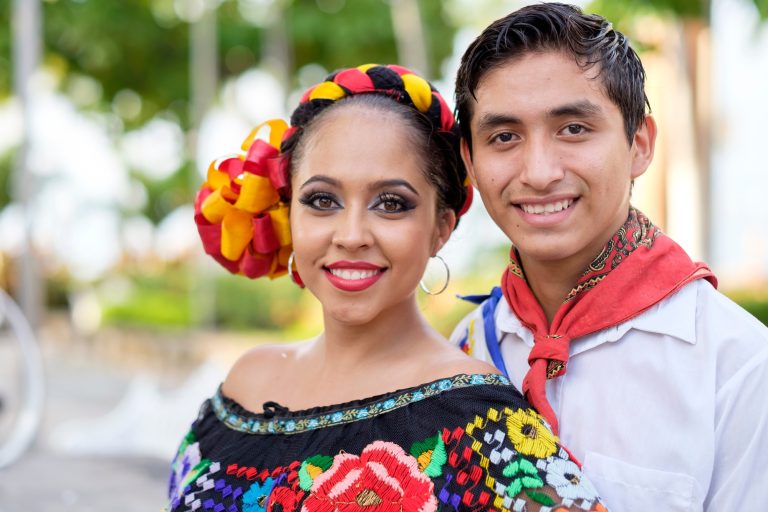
[{"xmin": 168, "ymin": 374, "xmax": 606, "ymax": 512}]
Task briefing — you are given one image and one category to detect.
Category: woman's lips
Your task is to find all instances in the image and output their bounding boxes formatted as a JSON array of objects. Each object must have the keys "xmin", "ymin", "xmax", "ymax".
[{"xmin": 324, "ymin": 261, "xmax": 386, "ymax": 292}]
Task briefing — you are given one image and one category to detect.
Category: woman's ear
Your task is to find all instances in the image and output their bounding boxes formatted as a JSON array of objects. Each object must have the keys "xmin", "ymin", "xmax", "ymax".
[{"xmin": 432, "ymin": 208, "xmax": 457, "ymax": 256}]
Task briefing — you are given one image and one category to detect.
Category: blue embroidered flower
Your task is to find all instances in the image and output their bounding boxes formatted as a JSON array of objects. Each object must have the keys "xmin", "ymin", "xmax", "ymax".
[
  {"xmin": 438, "ymin": 379, "xmax": 452, "ymax": 391},
  {"xmin": 308, "ymin": 418, "xmax": 318, "ymax": 428},
  {"xmin": 331, "ymin": 412, "xmax": 343, "ymax": 423},
  {"xmin": 412, "ymin": 391, "xmax": 424, "ymax": 401},
  {"xmin": 285, "ymin": 420, "xmax": 296, "ymax": 432},
  {"xmin": 356, "ymin": 409, "xmax": 369, "ymax": 419},
  {"xmin": 242, "ymin": 477, "xmax": 275, "ymax": 512},
  {"xmin": 471, "ymin": 374, "xmax": 486, "ymax": 385},
  {"xmin": 383, "ymin": 399, "xmax": 396, "ymax": 409}
]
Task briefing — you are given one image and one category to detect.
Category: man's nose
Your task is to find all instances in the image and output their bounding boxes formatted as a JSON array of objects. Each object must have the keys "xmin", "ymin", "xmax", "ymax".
[{"xmin": 518, "ymin": 137, "xmax": 565, "ymax": 190}]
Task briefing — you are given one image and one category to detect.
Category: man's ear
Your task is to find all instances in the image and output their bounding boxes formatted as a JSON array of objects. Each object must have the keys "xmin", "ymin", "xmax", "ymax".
[
  {"xmin": 630, "ymin": 114, "xmax": 657, "ymax": 179},
  {"xmin": 432, "ymin": 208, "xmax": 457, "ymax": 256},
  {"xmin": 460, "ymin": 138, "xmax": 478, "ymax": 188}
]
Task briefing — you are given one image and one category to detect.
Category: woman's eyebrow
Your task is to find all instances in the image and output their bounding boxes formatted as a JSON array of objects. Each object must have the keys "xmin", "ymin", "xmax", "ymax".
[
  {"xmin": 369, "ymin": 179, "xmax": 419, "ymax": 196},
  {"xmin": 299, "ymin": 175, "xmax": 339, "ymax": 190}
]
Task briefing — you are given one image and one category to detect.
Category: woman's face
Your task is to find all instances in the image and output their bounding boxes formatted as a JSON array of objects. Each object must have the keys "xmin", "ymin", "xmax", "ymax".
[{"xmin": 289, "ymin": 104, "xmax": 455, "ymax": 326}]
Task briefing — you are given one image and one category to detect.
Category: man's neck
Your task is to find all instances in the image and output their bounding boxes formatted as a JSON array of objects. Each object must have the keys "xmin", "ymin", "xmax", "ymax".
[{"xmin": 518, "ymin": 253, "xmax": 591, "ymax": 326}]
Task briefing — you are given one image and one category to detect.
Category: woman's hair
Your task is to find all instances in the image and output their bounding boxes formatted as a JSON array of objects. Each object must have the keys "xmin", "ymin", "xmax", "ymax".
[
  {"xmin": 455, "ymin": 3, "xmax": 649, "ymax": 148},
  {"xmin": 282, "ymin": 66, "xmax": 470, "ymax": 219},
  {"xmin": 194, "ymin": 64, "xmax": 471, "ymax": 280}
]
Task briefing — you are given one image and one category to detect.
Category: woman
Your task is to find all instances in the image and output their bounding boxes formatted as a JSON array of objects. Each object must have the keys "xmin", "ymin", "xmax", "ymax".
[{"xmin": 171, "ymin": 64, "xmax": 606, "ymax": 512}]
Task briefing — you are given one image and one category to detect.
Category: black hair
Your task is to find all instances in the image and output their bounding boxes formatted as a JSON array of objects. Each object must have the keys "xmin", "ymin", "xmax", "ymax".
[
  {"xmin": 455, "ymin": 2, "xmax": 649, "ymax": 148},
  {"xmin": 280, "ymin": 69, "xmax": 469, "ymax": 226}
]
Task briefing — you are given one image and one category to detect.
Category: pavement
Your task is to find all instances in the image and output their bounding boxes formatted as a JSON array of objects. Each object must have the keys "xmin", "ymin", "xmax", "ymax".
[{"xmin": 0, "ymin": 321, "xmax": 241, "ymax": 512}]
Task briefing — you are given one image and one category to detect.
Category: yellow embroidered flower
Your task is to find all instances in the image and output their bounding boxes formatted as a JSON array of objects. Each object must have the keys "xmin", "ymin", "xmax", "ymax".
[{"xmin": 506, "ymin": 409, "xmax": 558, "ymax": 458}]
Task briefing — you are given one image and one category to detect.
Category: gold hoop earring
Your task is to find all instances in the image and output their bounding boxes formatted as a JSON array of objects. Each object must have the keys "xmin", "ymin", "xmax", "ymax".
[
  {"xmin": 419, "ymin": 255, "xmax": 450, "ymax": 295},
  {"xmin": 287, "ymin": 251, "xmax": 304, "ymax": 288}
]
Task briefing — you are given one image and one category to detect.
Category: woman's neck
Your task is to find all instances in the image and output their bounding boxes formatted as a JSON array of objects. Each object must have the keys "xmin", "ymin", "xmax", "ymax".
[{"xmin": 314, "ymin": 295, "xmax": 437, "ymax": 373}]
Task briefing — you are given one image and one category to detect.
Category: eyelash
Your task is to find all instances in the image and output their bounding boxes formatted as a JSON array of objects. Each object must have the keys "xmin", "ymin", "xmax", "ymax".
[
  {"xmin": 490, "ymin": 132, "xmax": 516, "ymax": 144},
  {"xmin": 298, "ymin": 192, "xmax": 340, "ymax": 210},
  {"xmin": 372, "ymin": 192, "xmax": 413, "ymax": 214},
  {"xmin": 297, "ymin": 191, "xmax": 414, "ymax": 213},
  {"xmin": 560, "ymin": 123, "xmax": 590, "ymax": 136}
]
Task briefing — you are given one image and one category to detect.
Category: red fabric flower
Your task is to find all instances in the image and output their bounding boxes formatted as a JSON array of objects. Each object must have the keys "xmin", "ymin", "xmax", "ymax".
[{"xmin": 301, "ymin": 441, "xmax": 437, "ymax": 512}]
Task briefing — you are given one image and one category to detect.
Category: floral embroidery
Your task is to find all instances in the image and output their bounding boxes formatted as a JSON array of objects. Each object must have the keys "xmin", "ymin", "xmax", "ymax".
[
  {"xmin": 505, "ymin": 408, "xmax": 558, "ymax": 459},
  {"xmin": 213, "ymin": 374, "xmax": 509, "ymax": 435},
  {"xmin": 502, "ymin": 458, "xmax": 544, "ymax": 497},
  {"xmin": 242, "ymin": 477, "xmax": 275, "ymax": 512},
  {"xmin": 298, "ymin": 455, "xmax": 333, "ymax": 492},
  {"xmin": 169, "ymin": 431, "xmax": 214, "ymax": 511},
  {"xmin": 302, "ymin": 441, "xmax": 437, "ymax": 512},
  {"xmin": 409, "ymin": 433, "xmax": 447, "ymax": 478},
  {"xmin": 545, "ymin": 457, "xmax": 599, "ymax": 501}
]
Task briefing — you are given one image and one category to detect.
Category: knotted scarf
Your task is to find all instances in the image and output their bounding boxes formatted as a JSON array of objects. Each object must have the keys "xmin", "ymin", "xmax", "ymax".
[{"xmin": 501, "ymin": 208, "xmax": 716, "ymax": 434}]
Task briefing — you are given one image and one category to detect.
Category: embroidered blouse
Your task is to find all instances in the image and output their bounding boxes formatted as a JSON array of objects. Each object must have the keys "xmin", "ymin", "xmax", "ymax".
[{"xmin": 168, "ymin": 374, "xmax": 607, "ymax": 512}]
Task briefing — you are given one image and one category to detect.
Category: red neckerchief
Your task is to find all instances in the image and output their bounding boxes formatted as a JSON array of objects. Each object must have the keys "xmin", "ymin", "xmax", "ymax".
[{"xmin": 501, "ymin": 208, "xmax": 716, "ymax": 434}]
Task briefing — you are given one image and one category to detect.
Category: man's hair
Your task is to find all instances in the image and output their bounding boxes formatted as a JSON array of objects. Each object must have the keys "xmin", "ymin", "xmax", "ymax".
[{"xmin": 455, "ymin": 2, "xmax": 649, "ymax": 147}]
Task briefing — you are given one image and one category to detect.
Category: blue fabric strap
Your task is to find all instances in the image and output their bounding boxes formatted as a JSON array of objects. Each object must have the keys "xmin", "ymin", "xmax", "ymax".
[{"xmin": 459, "ymin": 287, "xmax": 509, "ymax": 379}]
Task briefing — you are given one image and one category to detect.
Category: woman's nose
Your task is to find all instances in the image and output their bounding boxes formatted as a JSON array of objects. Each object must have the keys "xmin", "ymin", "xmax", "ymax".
[{"xmin": 331, "ymin": 207, "xmax": 374, "ymax": 250}]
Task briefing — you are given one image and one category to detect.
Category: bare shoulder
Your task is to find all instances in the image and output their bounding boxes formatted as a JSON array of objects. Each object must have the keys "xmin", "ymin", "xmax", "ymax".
[
  {"xmin": 221, "ymin": 342, "xmax": 305, "ymax": 411},
  {"xmin": 440, "ymin": 352, "xmax": 502, "ymax": 376},
  {"xmin": 420, "ymin": 338, "xmax": 501, "ymax": 380}
]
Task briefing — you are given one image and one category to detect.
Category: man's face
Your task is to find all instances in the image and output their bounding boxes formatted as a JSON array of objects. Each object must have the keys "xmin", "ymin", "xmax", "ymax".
[{"xmin": 462, "ymin": 51, "xmax": 655, "ymax": 268}]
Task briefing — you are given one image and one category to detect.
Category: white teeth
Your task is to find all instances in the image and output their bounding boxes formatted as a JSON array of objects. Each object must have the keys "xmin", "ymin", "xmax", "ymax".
[
  {"xmin": 329, "ymin": 269, "xmax": 380, "ymax": 280},
  {"xmin": 520, "ymin": 199, "xmax": 573, "ymax": 215}
]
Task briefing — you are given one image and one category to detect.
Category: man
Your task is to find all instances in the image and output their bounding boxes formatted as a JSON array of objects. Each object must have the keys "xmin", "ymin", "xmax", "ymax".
[{"xmin": 450, "ymin": 3, "xmax": 768, "ymax": 510}]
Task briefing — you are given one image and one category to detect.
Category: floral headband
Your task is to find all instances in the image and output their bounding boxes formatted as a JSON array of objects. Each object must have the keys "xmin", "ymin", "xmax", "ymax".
[{"xmin": 194, "ymin": 64, "xmax": 473, "ymax": 282}]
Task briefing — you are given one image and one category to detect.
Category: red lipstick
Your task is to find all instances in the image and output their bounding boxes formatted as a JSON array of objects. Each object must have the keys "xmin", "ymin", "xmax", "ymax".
[{"xmin": 324, "ymin": 261, "xmax": 386, "ymax": 292}]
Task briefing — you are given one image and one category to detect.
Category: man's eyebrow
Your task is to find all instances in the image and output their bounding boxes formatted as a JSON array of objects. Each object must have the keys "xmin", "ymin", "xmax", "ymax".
[
  {"xmin": 299, "ymin": 175, "xmax": 339, "ymax": 190},
  {"xmin": 475, "ymin": 113, "xmax": 522, "ymax": 133},
  {"xmin": 370, "ymin": 179, "xmax": 419, "ymax": 196},
  {"xmin": 548, "ymin": 100, "xmax": 603, "ymax": 119}
]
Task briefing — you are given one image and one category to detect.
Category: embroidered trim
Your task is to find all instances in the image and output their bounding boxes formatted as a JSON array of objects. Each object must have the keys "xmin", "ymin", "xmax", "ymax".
[
  {"xmin": 565, "ymin": 207, "xmax": 662, "ymax": 303},
  {"xmin": 213, "ymin": 374, "xmax": 510, "ymax": 435}
]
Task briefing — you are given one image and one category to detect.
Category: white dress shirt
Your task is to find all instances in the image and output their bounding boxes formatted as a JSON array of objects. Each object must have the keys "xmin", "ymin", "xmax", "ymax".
[{"xmin": 450, "ymin": 279, "xmax": 768, "ymax": 511}]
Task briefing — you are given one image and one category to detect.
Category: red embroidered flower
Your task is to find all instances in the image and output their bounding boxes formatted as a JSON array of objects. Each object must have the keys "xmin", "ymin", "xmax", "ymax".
[{"xmin": 301, "ymin": 440, "xmax": 437, "ymax": 512}]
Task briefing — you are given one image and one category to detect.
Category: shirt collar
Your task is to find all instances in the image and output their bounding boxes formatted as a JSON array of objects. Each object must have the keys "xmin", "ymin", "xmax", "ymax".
[{"xmin": 496, "ymin": 280, "xmax": 699, "ymax": 351}]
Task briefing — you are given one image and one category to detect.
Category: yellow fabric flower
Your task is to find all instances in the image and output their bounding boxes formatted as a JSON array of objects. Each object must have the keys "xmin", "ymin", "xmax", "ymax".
[{"xmin": 506, "ymin": 409, "xmax": 558, "ymax": 458}]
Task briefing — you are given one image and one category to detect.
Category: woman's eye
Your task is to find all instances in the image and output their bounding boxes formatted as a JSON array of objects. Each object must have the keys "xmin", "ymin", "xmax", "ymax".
[
  {"xmin": 299, "ymin": 193, "xmax": 339, "ymax": 210},
  {"xmin": 373, "ymin": 193, "xmax": 411, "ymax": 214}
]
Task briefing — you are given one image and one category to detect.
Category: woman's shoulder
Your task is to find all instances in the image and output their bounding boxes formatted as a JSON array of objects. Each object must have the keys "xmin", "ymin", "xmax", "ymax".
[
  {"xmin": 417, "ymin": 337, "xmax": 502, "ymax": 382},
  {"xmin": 221, "ymin": 341, "xmax": 308, "ymax": 413}
]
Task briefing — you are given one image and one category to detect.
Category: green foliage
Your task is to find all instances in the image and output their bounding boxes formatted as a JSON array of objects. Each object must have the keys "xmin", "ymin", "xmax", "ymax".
[
  {"xmin": 42, "ymin": 0, "xmax": 190, "ymax": 128},
  {"xmin": 0, "ymin": 149, "xmax": 14, "ymax": 207},
  {"xmin": 100, "ymin": 267, "xmax": 306, "ymax": 331},
  {"xmin": 132, "ymin": 163, "xmax": 194, "ymax": 223},
  {"xmin": 287, "ymin": 0, "xmax": 455, "ymax": 79},
  {"xmin": 213, "ymin": 272, "xmax": 305, "ymax": 330},
  {"xmin": 1, "ymin": 1, "xmax": 457, "ymax": 120},
  {"xmin": 587, "ymin": 0, "xmax": 768, "ymax": 24},
  {"xmin": 726, "ymin": 291, "xmax": 768, "ymax": 327}
]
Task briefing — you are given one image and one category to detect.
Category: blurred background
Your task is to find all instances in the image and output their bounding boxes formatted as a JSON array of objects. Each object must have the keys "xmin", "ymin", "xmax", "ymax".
[{"xmin": 0, "ymin": 0, "xmax": 767, "ymax": 510}]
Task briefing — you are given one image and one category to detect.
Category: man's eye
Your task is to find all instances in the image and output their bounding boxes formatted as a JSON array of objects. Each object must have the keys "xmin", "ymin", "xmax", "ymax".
[
  {"xmin": 563, "ymin": 124, "xmax": 587, "ymax": 135},
  {"xmin": 493, "ymin": 132, "xmax": 515, "ymax": 143}
]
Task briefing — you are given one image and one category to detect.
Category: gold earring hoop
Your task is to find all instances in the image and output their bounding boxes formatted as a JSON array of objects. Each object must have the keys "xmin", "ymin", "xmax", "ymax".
[
  {"xmin": 287, "ymin": 251, "xmax": 302, "ymax": 287},
  {"xmin": 419, "ymin": 255, "xmax": 450, "ymax": 295}
]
